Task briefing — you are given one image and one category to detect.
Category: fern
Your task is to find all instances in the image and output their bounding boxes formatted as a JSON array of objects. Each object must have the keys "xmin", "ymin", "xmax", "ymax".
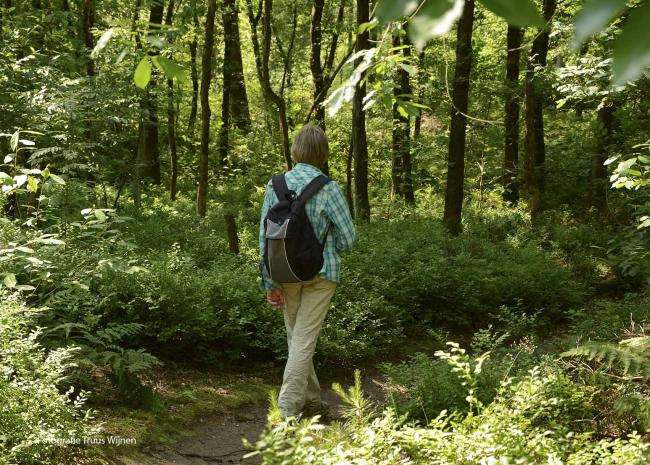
[
  {"xmin": 561, "ymin": 337, "xmax": 650, "ymax": 379},
  {"xmin": 42, "ymin": 320, "xmax": 161, "ymax": 407}
]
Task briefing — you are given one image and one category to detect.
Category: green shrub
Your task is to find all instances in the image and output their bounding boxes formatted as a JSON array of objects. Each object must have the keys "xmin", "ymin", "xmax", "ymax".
[
  {"xmin": 568, "ymin": 291, "xmax": 650, "ymax": 341},
  {"xmin": 249, "ymin": 365, "xmax": 648, "ymax": 465},
  {"xmin": 0, "ymin": 293, "xmax": 98, "ymax": 465}
]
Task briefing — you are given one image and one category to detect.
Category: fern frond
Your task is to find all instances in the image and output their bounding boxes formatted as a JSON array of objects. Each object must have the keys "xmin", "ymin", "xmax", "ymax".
[{"xmin": 562, "ymin": 341, "xmax": 650, "ymax": 379}]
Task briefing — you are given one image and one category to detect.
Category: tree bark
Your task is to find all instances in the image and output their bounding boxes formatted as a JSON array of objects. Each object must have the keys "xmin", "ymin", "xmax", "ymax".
[
  {"xmin": 245, "ymin": 0, "xmax": 292, "ymax": 170},
  {"xmin": 132, "ymin": 0, "xmax": 143, "ymax": 207},
  {"xmin": 591, "ymin": 98, "xmax": 616, "ymax": 211},
  {"xmin": 223, "ymin": 0, "xmax": 251, "ymax": 132},
  {"xmin": 224, "ymin": 214, "xmax": 240, "ymax": 254},
  {"xmin": 197, "ymin": 0, "xmax": 217, "ymax": 216},
  {"xmin": 524, "ymin": 0, "xmax": 556, "ymax": 220},
  {"xmin": 310, "ymin": 0, "xmax": 326, "ymax": 127},
  {"xmin": 502, "ymin": 25, "xmax": 523, "ymax": 206},
  {"xmin": 81, "ymin": 0, "xmax": 95, "ymax": 76},
  {"xmin": 346, "ymin": 133, "xmax": 355, "ymax": 218},
  {"xmin": 443, "ymin": 0, "xmax": 475, "ymax": 235},
  {"xmin": 187, "ymin": 0, "xmax": 199, "ymax": 144},
  {"xmin": 165, "ymin": 0, "xmax": 178, "ymax": 200},
  {"xmin": 140, "ymin": 0, "xmax": 165, "ymax": 185},
  {"xmin": 352, "ymin": 0, "xmax": 370, "ymax": 222}
]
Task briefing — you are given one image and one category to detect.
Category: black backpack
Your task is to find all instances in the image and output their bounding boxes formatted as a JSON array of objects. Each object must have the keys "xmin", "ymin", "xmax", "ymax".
[{"xmin": 262, "ymin": 174, "xmax": 330, "ymax": 283}]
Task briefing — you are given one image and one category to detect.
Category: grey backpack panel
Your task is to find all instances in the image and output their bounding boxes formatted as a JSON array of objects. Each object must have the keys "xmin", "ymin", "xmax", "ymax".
[{"xmin": 265, "ymin": 218, "xmax": 301, "ymax": 282}]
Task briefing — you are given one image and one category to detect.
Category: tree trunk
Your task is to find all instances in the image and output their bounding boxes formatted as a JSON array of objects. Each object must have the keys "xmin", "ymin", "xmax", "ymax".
[
  {"xmin": 502, "ymin": 25, "xmax": 523, "ymax": 206},
  {"xmin": 132, "ymin": 0, "xmax": 143, "ymax": 207},
  {"xmin": 246, "ymin": 0, "xmax": 292, "ymax": 170},
  {"xmin": 218, "ymin": 58, "xmax": 230, "ymax": 166},
  {"xmin": 310, "ymin": 0, "xmax": 326, "ymax": 127},
  {"xmin": 141, "ymin": 0, "xmax": 164, "ymax": 185},
  {"xmin": 400, "ymin": 34, "xmax": 415, "ymax": 204},
  {"xmin": 224, "ymin": 213, "xmax": 240, "ymax": 254},
  {"xmin": 165, "ymin": 0, "xmax": 178, "ymax": 200},
  {"xmin": 413, "ymin": 50, "xmax": 425, "ymax": 139},
  {"xmin": 352, "ymin": 0, "xmax": 370, "ymax": 222},
  {"xmin": 443, "ymin": 0, "xmax": 475, "ymax": 235},
  {"xmin": 391, "ymin": 33, "xmax": 405, "ymax": 198},
  {"xmin": 591, "ymin": 98, "xmax": 616, "ymax": 211},
  {"xmin": 524, "ymin": 0, "xmax": 556, "ymax": 220},
  {"xmin": 197, "ymin": 0, "xmax": 217, "ymax": 217},
  {"xmin": 223, "ymin": 0, "xmax": 251, "ymax": 132},
  {"xmin": 346, "ymin": 133, "xmax": 354, "ymax": 218},
  {"xmin": 81, "ymin": 0, "xmax": 95, "ymax": 76},
  {"xmin": 187, "ymin": 0, "xmax": 199, "ymax": 145}
]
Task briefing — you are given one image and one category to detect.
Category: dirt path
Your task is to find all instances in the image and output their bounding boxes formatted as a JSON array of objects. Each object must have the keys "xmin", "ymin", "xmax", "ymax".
[{"xmin": 110, "ymin": 373, "xmax": 387, "ymax": 465}]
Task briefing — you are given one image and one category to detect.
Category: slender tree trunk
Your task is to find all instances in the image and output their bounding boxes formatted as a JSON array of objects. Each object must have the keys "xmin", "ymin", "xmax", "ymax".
[
  {"xmin": 187, "ymin": 0, "xmax": 199, "ymax": 144},
  {"xmin": 197, "ymin": 0, "xmax": 217, "ymax": 216},
  {"xmin": 591, "ymin": 98, "xmax": 616, "ymax": 211},
  {"xmin": 401, "ymin": 34, "xmax": 415, "ymax": 204},
  {"xmin": 310, "ymin": 0, "xmax": 326, "ymax": 127},
  {"xmin": 503, "ymin": 25, "xmax": 523, "ymax": 205},
  {"xmin": 140, "ymin": 0, "xmax": 165, "ymax": 184},
  {"xmin": 391, "ymin": 34, "xmax": 404, "ymax": 198},
  {"xmin": 224, "ymin": 214, "xmax": 240, "ymax": 254},
  {"xmin": 346, "ymin": 133, "xmax": 354, "ymax": 218},
  {"xmin": 165, "ymin": 0, "xmax": 178, "ymax": 200},
  {"xmin": 246, "ymin": 0, "xmax": 292, "ymax": 170},
  {"xmin": 223, "ymin": 0, "xmax": 251, "ymax": 131},
  {"xmin": 132, "ymin": 0, "xmax": 143, "ymax": 207},
  {"xmin": 352, "ymin": 0, "xmax": 370, "ymax": 222},
  {"xmin": 81, "ymin": 0, "xmax": 95, "ymax": 76},
  {"xmin": 218, "ymin": 60, "xmax": 231, "ymax": 166},
  {"xmin": 524, "ymin": 0, "xmax": 556, "ymax": 220},
  {"xmin": 413, "ymin": 50, "xmax": 425, "ymax": 139},
  {"xmin": 443, "ymin": 0, "xmax": 475, "ymax": 235}
]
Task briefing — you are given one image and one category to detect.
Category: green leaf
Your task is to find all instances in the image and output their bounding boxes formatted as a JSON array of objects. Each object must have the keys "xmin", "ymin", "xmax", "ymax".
[
  {"xmin": 152, "ymin": 56, "xmax": 188, "ymax": 84},
  {"xmin": 478, "ymin": 0, "xmax": 543, "ymax": 28},
  {"xmin": 10, "ymin": 131, "xmax": 18, "ymax": 152},
  {"xmin": 374, "ymin": 0, "xmax": 419, "ymax": 24},
  {"xmin": 134, "ymin": 57, "xmax": 152, "ymax": 89},
  {"xmin": 399, "ymin": 63, "xmax": 417, "ymax": 74},
  {"xmin": 573, "ymin": 0, "xmax": 627, "ymax": 48},
  {"xmin": 358, "ymin": 20, "xmax": 378, "ymax": 34},
  {"xmin": 95, "ymin": 209, "xmax": 107, "ymax": 221},
  {"xmin": 3, "ymin": 273, "xmax": 16, "ymax": 288},
  {"xmin": 91, "ymin": 28, "xmax": 114, "ymax": 58},
  {"xmin": 612, "ymin": 2, "xmax": 650, "ymax": 86},
  {"xmin": 0, "ymin": 172, "xmax": 12, "ymax": 185},
  {"xmin": 15, "ymin": 246, "xmax": 34, "ymax": 254},
  {"xmin": 26, "ymin": 176, "xmax": 39, "ymax": 193},
  {"xmin": 408, "ymin": 0, "xmax": 465, "ymax": 51},
  {"xmin": 48, "ymin": 173, "xmax": 66, "ymax": 185},
  {"xmin": 15, "ymin": 284, "xmax": 35, "ymax": 291}
]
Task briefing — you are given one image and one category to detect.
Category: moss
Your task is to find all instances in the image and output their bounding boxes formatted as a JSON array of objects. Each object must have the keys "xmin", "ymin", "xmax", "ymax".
[{"xmin": 92, "ymin": 367, "xmax": 273, "ymax": 459}]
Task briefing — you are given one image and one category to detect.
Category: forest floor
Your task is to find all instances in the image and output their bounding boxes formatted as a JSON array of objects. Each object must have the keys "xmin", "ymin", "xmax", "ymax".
[{"xmin": 98, "ymin": 365, "xmax": 389, "ymax": 465}]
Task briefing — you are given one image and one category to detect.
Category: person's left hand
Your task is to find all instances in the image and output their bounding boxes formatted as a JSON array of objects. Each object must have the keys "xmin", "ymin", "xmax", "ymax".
[{"xmin": 267, "ymin": 288, "xmax": 285, "ymax": 310}]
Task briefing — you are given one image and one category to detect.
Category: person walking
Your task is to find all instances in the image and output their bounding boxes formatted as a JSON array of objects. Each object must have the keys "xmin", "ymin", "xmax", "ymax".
[{"xmin": 258, "ymin": 124, "xmax": 355, "ymax": 419}]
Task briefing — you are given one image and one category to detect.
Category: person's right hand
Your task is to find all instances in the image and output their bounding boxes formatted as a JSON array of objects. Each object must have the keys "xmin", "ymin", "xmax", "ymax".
[{"xmin": 267, "ymin": 288, "xmax": 285, "ymax": 310}]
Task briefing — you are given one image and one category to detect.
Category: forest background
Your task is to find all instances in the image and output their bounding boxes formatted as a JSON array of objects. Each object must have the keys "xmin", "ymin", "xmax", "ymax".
[{"xmin": 2, "ymin": 0, "xmax": 650, "ymax": 463}]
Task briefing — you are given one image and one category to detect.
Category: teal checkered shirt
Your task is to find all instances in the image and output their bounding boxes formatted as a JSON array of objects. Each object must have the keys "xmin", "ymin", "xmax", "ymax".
[{"xmin": 259, "ymin": 163, "xmax": 356, "ymax": 291}]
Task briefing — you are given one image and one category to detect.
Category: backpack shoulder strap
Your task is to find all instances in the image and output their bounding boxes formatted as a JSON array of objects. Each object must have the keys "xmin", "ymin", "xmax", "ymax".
[
  {"xmin": 271, "ymin": 174, "xmax": 292, "ymax": 201},
  {"xmin": 298, "ymin": 175, "xmax": 330, "ymax": 204}
]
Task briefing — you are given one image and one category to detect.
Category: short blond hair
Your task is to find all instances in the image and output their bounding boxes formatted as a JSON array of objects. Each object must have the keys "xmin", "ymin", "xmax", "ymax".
[{"xmin": 291, "ymin": 124, "xmax": 329, "ymax": 168}]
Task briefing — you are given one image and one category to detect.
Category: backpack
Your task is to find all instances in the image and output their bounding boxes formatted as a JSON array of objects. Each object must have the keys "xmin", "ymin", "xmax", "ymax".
[{"xmin": 262, "ymin": 173, "xmax": 331, "ymax": 283}]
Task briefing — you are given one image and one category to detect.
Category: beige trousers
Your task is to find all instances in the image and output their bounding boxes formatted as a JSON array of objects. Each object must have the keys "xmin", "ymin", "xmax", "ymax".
[{"xmin": 278, "ymin": 276, "xmax": 337, "ymax": 417}]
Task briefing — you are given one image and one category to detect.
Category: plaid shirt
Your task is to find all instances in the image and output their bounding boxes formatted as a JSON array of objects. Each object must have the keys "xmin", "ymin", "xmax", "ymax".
[{"xmin": 259, "ymin": 163, "xmax": 356, "ymax": 291}]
